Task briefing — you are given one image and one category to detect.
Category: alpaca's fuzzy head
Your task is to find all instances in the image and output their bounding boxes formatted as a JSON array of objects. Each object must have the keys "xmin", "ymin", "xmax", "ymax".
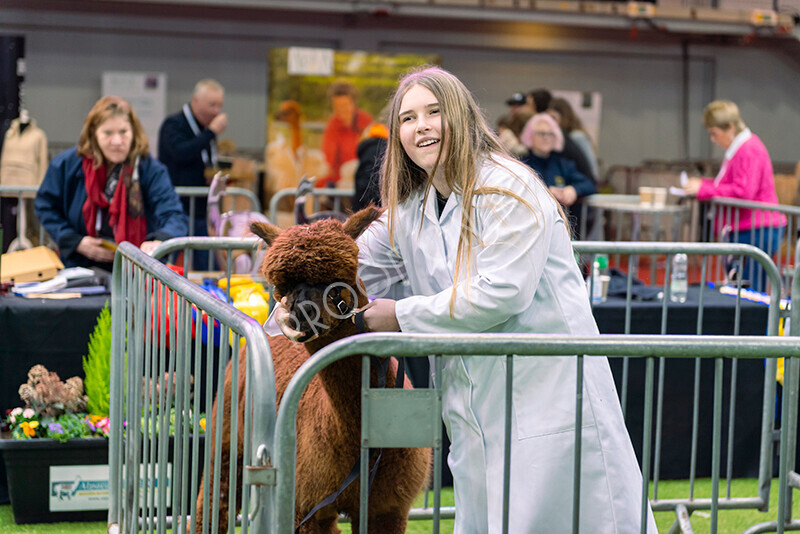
[{"xmin": 251, "ymin": 206, "xmax": 382, "ymax": 342}]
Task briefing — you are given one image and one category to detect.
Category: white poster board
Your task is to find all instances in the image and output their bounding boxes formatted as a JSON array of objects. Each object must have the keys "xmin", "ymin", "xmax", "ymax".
[
  {"xmin": 552, "ymin": 90, "xmax": 602, "ymax": 149},
  {"xmin": 48, "ymin": 462, "xmax": 173, "ymax": 511},
  {"xmin": 102, "ymin": 71, "xmax": 166, "ymax": 158},
  {"xmin": 49, "ymin": 465, "xmax": 109, "ymax": 511},
  {"xmin": 287, "ymin": 47, "xmax": 334, "ymax": 76}
]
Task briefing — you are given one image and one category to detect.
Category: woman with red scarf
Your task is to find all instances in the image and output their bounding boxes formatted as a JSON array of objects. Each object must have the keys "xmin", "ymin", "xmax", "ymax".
[{"xmin": 35, "ymin": 96, "xmax": 187, "ymax": 269}]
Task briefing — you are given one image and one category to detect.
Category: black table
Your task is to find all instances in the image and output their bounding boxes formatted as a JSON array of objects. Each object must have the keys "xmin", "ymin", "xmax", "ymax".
[
  {"xmin": 594, "ymin": 285, "xmax": 771, "ymax": 479},
  {"xmin": 593, "ymin": 284, "xmax": 769, "ymax": 336}
]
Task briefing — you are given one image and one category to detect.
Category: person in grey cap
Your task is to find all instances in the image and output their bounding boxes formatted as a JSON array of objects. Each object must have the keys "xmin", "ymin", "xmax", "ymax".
[{"xmin": 505, "ymin": 92, "xmax": 534, "ymax": 116}]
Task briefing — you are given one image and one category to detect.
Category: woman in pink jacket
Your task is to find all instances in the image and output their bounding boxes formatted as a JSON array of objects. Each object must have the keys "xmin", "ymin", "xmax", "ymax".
[{"xmin": 684, "ymin": 100, "xmax": 786, "ymax": 291}]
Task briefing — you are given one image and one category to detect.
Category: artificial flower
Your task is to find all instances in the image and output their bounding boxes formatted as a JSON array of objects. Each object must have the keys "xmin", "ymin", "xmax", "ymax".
[{"xmin": 21, "ymin": 420, "xmax": 39, "ymax": 437}]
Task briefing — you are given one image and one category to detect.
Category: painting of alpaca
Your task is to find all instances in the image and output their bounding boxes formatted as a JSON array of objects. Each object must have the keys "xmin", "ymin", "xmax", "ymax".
[{"xmin": 265, "ymin": 100, "xmax": 329, "ymax": 224}]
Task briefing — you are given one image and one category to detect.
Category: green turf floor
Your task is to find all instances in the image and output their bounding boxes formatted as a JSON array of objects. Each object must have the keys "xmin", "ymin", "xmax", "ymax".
[{"xmin": 0, "ymin": 478, "xmax": 791, "ymax": 533}]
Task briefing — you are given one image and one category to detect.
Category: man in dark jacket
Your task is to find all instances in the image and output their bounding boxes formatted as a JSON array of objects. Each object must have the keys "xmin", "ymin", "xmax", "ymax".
[{"xmin": 158, "ymin": 79, "xmax": 227, "ymax": 268}]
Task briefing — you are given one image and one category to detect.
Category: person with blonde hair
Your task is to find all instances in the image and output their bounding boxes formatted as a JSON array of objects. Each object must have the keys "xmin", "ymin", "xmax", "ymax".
[
  {"xmin": 520, "ymin": 113, "xmax": 596, "ymax": 237},
  {"xmin": 274, "ymin": 66, "xmax": 655, "ymax": 532},
  {"xmin": 684, "ymin": 99, "xmax": 786, "ymax": 290},
  {"xmin": 35, "ymin": 96, "xmax": 187, "ymax": 269},
  {"xmin": 547, "ymin": 96, "xmax": 599, "ymax": 181}
]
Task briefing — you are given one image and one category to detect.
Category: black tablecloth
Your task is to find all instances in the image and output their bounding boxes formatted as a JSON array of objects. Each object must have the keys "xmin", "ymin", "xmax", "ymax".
[
  {"xmin": 594, "ymin": 285, "xmax": 771, "ymax": 479},
  {"xmin": 0, "ymin": 293, "xmax": 111, "ymax": 416},
  {"xmin": 593, "ymin": 284, "xmax": 769, "ymax": 336}
]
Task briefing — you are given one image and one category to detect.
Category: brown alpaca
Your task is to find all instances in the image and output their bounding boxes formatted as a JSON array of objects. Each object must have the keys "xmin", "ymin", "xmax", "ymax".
[{"xmin": 195, "ymin": 207, "xmax": 431, "ymax": 533}]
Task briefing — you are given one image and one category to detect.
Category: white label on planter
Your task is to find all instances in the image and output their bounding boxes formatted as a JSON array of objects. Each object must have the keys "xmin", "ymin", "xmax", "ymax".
[
  {"xmin": 49, "ymin": 465, "xmax": 110, "ymax": 511},
  {"xmin": 137, "ymin": 462, "xmax": 172, "ymax": 505}
]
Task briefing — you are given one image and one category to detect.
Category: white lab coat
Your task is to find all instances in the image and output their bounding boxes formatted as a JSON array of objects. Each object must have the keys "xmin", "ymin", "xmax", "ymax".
[{"xmin": 357, "ymin": 155, "xmax": 657, "ymax": 533}]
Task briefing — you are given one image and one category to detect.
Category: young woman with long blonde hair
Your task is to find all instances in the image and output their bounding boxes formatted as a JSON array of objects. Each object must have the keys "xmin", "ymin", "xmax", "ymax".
[{"xmin": 354, "ymin": 66, "xmax": 655, "ymax": 533}]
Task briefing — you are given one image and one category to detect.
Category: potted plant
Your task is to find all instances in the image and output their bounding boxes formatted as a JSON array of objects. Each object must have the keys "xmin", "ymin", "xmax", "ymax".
[
  {"xmin": 0, "ymin": 302, "xmax": 113, "ymax": 524},
  {"xmin": 0, "ymin": 302, "xmax": 207, "ymax": 524},
  {"xmin": 0, "ymin": 364, "xmax": 111, "ymax": 524}
]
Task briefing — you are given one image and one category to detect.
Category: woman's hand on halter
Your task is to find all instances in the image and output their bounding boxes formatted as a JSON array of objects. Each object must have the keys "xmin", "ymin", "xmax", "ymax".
[{"xmin": 362, "ymin": 298, "xmax": 401, "ymax": 332}]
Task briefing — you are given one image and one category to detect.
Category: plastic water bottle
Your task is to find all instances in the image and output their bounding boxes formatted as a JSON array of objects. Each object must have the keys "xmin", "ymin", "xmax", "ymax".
[
  {"xmin": 590, "ymin": 254, "xmax": 608, "ymax": 303},
  {"xmin": 670, "ymin": 253, "xmax": 688, "ymax": 303}
]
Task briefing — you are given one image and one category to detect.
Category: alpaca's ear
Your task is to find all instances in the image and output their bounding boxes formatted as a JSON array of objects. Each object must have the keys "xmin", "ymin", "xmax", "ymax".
[
  {"xmin": 343, "ymin": 205, "xmax": 383, "ymax": 240},
  {"xmin": 249, "ymin": 221, "xmax": 282, "ymax": 246}
]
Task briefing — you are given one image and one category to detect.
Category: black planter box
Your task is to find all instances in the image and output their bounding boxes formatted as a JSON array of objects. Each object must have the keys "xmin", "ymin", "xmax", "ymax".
[
  {"xmin": 1, "ymin": 432, "xmax": 207, "ymax": 525},
  {"xmin": 0, "ymin": 437, "xmax": 109, "ymax": 524}
]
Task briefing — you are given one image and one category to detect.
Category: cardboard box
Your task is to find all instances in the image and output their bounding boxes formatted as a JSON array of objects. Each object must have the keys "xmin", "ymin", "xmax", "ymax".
[{"xmin": 0, "ymin": 246, "xmax": 64, "ymax": 284}]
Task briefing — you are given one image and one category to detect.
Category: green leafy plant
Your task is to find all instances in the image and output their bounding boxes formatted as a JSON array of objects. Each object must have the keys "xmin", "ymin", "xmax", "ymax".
[
  {"xmin": 5, "ymin": 409, "xmax": 109, "ymax": 442},
  {"xmin": 83, "ymin": 300, "xmax": 111, "ymax": 417}
]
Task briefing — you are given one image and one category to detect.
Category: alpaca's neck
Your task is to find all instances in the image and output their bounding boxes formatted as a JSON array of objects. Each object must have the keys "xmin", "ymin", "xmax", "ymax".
[
  {"xmin": 304, "ymin": 290, "xmax": 368, "ymax": 355},
  {"xmin": 303, "ymin": 291, "xmax": 392, "ymax": 409},
  {"xmin": 289, "ymin": 122, "xmax": 302, "ymax": 156}
]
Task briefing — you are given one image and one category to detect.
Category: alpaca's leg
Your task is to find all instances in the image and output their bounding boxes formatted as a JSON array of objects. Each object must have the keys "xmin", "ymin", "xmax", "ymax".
[
  {"xmin": 195, "ymin": 365, "xmax": 235, "ymax": 533},
  {"xmin": 295, "ymin": 508, "xmax": 341, "ymax": 534},
  {"xmin": 194, "ymin": 423, "xmax": 234, "ymax": 533},
  {"xmin": 368, "ymin": 513, "xmax": 408, "ymax": 534}
]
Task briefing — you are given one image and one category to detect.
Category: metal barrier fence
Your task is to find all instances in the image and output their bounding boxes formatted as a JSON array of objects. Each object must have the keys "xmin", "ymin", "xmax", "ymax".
[
  {"xmin": 573, "ymin": 242, "xmax": 782, "ymax": 530},
  {"xmin": 108, "ymin": 242, "xmax": 276, "ymax": 534},
  {"xmin": 0, "ymin": 184, "xmax": 259, "ymax": 254},
  {"xmin": 174, "ymin": 185, "xmax": 261, "ymax": 237},
  {"xmin": 273, "ymin": 333, "xmax": 800, "ymax": 534},
  {"xmin": 748, "ymin": 264, "xmax": 800, "ymax": 534},
  {"xmin": 112, "ymin": 238, "xmax": 790, "ymax": 532},
  {"xmin": 268, "ymin": 186, "xmax": 354, "ymax": 225},
  {"xmin": 150, "ymin": 236, "xmax": 261, "ymax": 281},
  {"xmin": 704, "ymin": 197, "xmax": 800, "ymax": 295}
]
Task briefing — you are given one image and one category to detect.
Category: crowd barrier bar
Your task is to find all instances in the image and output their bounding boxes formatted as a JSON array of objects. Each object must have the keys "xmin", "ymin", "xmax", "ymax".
[
  {"xmin": 0, "ymin": 184, "xmax": 259, "ymax": 255},
  {"xmin": 747, "ymin": 264, "xmax": 800, "ymax": 534},
  {"xmin": 574, "ymin": 241, "xmax": 781, "ymax": 530},
  {"xmin": 108, "ymin": 242, "xmax": 276, "ymax": 534},
  {"xmin": 268, "ymin": 187, "xmax": 354, "ymax": 225},
  {"xmin": 174, "ymin": 185, "xmax": 260, "ymax": 237},
  {"xmin": 705, "ymin": 196, "xmax": 800, "ymax": 294},
  {"xmin": 150, "ymin": 236, "xmax": 260, "ymax": 286},
  {"xmin": 274, "ymin": 333, "xmax": 800, "ymax": 534}
]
